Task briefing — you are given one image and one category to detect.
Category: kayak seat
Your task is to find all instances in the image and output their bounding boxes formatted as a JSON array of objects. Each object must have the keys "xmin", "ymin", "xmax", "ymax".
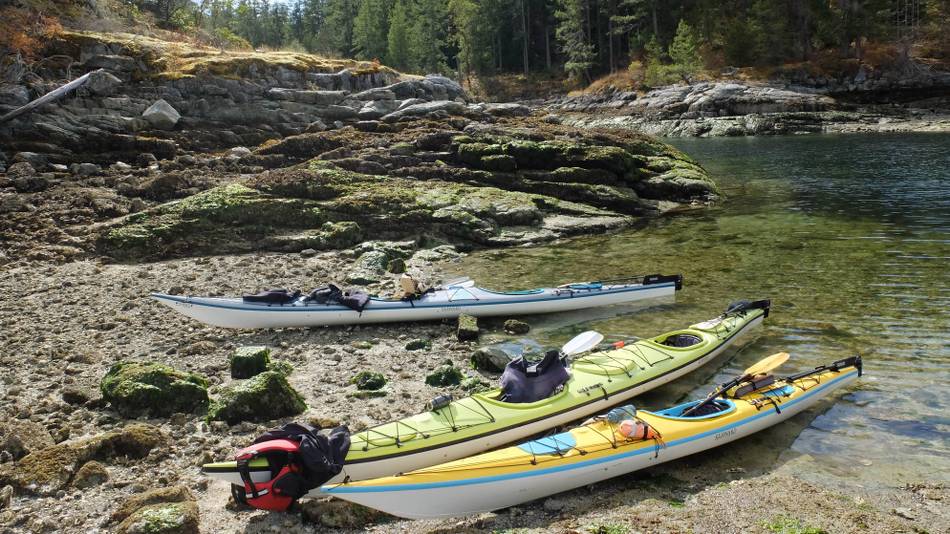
[
  {"xmin": 657, "ymin": 333, "xmax": 703, "ymax": 348},
  {"xmin": 499, "ymin": 350, "xmax": 570, "ymax": 403}
]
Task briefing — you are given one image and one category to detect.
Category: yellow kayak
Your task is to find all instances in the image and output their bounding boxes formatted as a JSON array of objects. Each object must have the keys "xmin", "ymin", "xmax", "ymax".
[{"xmin": 323, "ymin": 356, "xmax": 861, "ymax": 518}]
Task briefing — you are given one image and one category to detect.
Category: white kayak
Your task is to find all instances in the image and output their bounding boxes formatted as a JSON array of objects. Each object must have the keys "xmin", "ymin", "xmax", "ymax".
[{"xmin": 150, "ymin": 274, "xmax": 682, "ymax": 329}]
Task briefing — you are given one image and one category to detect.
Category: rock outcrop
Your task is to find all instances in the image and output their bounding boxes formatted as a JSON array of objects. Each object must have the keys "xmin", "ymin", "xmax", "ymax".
[
  {"xmin": 207, "ymin": 371, "xmax": 306, "ymax": 424},
  {"xmin": 100, "ymin": 361, "xmax": 210, "ymax": 417},
  {"xmin": 550, "ymin": 61, "xmax": 950, "ymax": 137}
]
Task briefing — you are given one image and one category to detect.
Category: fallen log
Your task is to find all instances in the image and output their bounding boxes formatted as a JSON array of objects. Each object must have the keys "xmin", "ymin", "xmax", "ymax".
[{"xmin": 0, "ymin": 68, "xmax": 105, "ymax": 124}]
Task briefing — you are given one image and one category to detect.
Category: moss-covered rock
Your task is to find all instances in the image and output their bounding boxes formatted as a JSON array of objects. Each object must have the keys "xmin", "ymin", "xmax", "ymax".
[
  {"xmin": 460, "ymin": 376, "xmax": 490, "ymax": 393},
  {"xmin": 101, "ymin": 361, "xmax": 209, "ymax": 418},
  {"xmin": 110, "ymin": 486, "xmax": 195, "ymax": 524},
  {"xmin": 300, "ymin": 499, "xmax": 384, "ymax": 529},
  {"xmin": 350, "ymin": 371, "xmax": 386, "ymax": 391},
  {"xmin": 116, "ymin": 501, "xmax": 199, "ymax": 534},
  {"xmin": 457, "ymin": 313, "xmax": 479, "ymax": 342},
  {"xmin": 405, "ymin": 338, "xmax": 431, "ymax": 351},
  {"xmin": 72, "ymin": 460, "xmax": 109, "ymax": 488},
  {"xmin": 504, "ymin": 319, "xmax": 531, "ymax": 335},
  {"xmin": 425, "ymin": 364, "xmax": 464, "ymax": 387},
  {"xmin": 207, "ymin": 372, "xmax": 306, "ymax": 424},
  {"xmin": 0, "ymin": 424, "xmax": 164, "ymax": 495},
  {"xmin": 229, "ymin": 346, "xmax": 270, "ymax": 379}
]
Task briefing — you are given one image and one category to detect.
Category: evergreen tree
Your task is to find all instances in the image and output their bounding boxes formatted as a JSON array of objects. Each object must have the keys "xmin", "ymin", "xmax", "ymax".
[
  {"xmin": 410, "ymin": 0, "xmax": 449, "ymax": 73},
  {"xmin": 555, "ymin": 0, "xmax": 596, "ymax": 82},
  {"xmin": 323, "ymin": 0, "xmax": 358, "ymax": 56},
  {"xmin": 354, "ymin": 0, "xmax": 392, "ymax": 60},
  {"xmin": 387, "ymin": 0, "xmax": 411, "ymax": 69},
  {"xmin": 668, "ymin": 19, "xmax": 701, "ymax": 81}
]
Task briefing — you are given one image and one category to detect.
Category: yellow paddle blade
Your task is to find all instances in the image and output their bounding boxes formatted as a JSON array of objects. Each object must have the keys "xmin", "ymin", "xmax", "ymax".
[{"xmin": 744, "ymin": 352, "xmax": 789, "ymax": 377}]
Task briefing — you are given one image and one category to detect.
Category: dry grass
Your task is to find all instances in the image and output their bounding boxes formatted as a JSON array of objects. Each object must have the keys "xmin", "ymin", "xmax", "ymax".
[{"xmin": 53, "ymin": 30, "xmax": 399, "ymax": 80}]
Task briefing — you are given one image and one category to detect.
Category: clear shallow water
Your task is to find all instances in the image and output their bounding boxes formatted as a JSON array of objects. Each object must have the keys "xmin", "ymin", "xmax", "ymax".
[{"xmin": 448, "ymin": 133, "xmax": 950, "ymax": 490}]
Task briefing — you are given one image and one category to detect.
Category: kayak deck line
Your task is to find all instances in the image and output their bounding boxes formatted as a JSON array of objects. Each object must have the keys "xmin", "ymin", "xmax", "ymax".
[{"xmin": 324, "ymin": 367, "xmax": 858, "ymax": 494}]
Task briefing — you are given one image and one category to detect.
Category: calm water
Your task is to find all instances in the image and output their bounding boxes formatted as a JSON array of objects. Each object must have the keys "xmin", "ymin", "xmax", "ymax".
[{"xmin": 447, "ymin": 133, "xmax": 950, "ymax": 490}]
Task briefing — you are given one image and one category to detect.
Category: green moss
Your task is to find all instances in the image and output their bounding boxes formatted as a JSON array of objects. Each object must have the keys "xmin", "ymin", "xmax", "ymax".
[
  {"xmin": 101, "ymin": 362, "xmax": 209, "ymax": 418},
  {"xmin": 0, "ymin": 424, "xmax": 164, "ymax": 495},
  {"xmin": 425, "ymin": 364, "xmax": 463, "ymax": 387},
  {"xmin": 229, "ymin": 346, "xmax": 270, "ymax": 379},
  {"xmin": 480, "ymin": 154, "xmax": 518, "ymax": 172},
  {"xmin": 457, "ymin": 313, "xmax": 479, "ymax": 341},
  {"xmin": 460, "ymin": 376, "xmax": 490, "ymax": 392},
  {"xmin": 207, "ymin": 371, "xmax": 306, "ymax": 424},
  {"xmin": 351, "ymin": 371, "xmax": 387, "ymax": 391},
  {"xmin": 456, "ymin": 142, "xmax": 503, "ymax": 165},
  {"xmin": 405, "ymin": 338, "xmax": 431, "ymax": 351},
  {"xmin": 267, "ymin": 359, "xmax": 295, "ymax": 376},
  {"xmin": 117, "ymin": 501, "xmax": 199, "ymax": 534},
  {"xmin": 761, "ymin": 516, "xmax": 827, "ymax": 534}
]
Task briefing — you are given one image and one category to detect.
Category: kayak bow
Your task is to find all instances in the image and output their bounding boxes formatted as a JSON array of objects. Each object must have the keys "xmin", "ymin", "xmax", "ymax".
[{"xmin": 324, "ymin": 356, "xmax": 861, "ymax": 518}]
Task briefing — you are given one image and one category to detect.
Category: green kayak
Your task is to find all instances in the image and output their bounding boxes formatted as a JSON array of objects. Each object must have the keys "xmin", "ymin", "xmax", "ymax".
[{"xmin": 202, "ymin": 299, "xmax": 770, "ymax": 485}]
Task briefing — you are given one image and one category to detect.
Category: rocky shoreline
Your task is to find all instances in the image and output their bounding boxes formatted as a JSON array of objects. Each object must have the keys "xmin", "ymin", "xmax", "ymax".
[
  {"xmin": 1, "ymin": 30, "xmax": 947, "ymax": 534},
  {"xmin": 545, "ymin": 62, "xmax": 950, "ymax": 137}
]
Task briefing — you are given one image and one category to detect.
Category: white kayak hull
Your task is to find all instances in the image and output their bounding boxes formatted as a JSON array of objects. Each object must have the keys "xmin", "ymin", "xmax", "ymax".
[
  {"xmin": 205, "ymin": 314, "xmax": 763, "ymax": 488},
  {"xmin": 151, "ymin": 278, "xmax": 681, "ymax": 329},
  {"xmin": 325, "ymin": 369, "xmax": 857, "ymax": 518}
]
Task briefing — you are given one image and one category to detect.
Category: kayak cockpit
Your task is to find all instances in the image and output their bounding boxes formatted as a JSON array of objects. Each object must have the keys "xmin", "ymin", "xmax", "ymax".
[{"xmin": 648, "ymin": 399, "xmax": 737, "ymax": 420}]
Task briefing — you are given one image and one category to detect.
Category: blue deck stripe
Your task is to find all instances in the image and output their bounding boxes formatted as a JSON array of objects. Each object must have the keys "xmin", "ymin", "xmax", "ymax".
[
  {"xmin": 152, "ymin": 283, "xmax": 675, "ymax": 313},
  {"xmin": 323, "ymin": 369, "xmax": 856, "ymax": 494}
]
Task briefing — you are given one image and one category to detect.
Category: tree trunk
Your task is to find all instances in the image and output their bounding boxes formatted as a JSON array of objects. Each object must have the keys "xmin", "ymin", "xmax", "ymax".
[
  {"xmin": 608, "ymin": 0, "xmax": 614, "ymax": 73},
  {"xmin": 652, "ymin": 0, "xmax": 658, "ymax": 37},
  {"xmin": 545, "ymin": 16, "xmax": 552, "ymax": 69},
  {"xmin": 522, "ymin": 0, "xmax": 530, "ymax": 75}
]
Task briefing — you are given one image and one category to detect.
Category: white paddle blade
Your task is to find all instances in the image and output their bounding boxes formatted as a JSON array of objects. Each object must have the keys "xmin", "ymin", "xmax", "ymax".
[
  {"xmin": 443, "ymin": 277, "xmax": 473, "ymax": 288},
  {"xmin": 562, "ymin": 330, "xmax": 604, "ymax": 356}
]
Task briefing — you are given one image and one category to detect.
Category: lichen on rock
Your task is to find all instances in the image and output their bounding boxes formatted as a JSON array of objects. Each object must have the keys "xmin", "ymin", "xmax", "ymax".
[{"xmin": 100, "ymin": 361, "xmax": 209, "ymax": 417}]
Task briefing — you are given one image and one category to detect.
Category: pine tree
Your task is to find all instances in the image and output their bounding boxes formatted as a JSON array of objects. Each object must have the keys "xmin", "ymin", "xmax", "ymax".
[
  {"xmin": 668, "ymin": 19, "xmax": 702, "ymax": 81},
  {"xmin": 387, "ymin": 0, "xmax": 411, "ymax": 69},
  {"xmin": 354, "ymin": 0, "xmax": 392, "ymax": 60},
  {"xmin": 323, "ymin": 0, "xmax": 358, "ymax": 56},
  {"xmin": 410, "ymin": 0, "xmax": 449, "ymax": 73},
  {"xmin": 555, "ymin": 0, "xmax": 596, "ymax": 82}
]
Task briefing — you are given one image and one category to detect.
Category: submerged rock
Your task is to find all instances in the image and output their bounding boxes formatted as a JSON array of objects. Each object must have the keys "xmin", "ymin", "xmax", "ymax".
[
  {"xmin": 207, "ymin": 371, "xmax": 306, "ymax": 424},
  {"xmin": 471, "ymin": 346, "xmax": 514, "ymax": 372},
  {"xmin": 100, "ymin": 361, "xmax": 210, "ymax": 418},
  {"xmin": 230, "ymin": 346, "xmax": 270, "ymax": 379}
]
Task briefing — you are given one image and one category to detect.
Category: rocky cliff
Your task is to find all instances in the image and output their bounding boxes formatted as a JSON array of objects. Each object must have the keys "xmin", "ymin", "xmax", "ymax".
[{"xmin": 0, "ymin": 31, "xmax": 717, "ymax": 265}]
